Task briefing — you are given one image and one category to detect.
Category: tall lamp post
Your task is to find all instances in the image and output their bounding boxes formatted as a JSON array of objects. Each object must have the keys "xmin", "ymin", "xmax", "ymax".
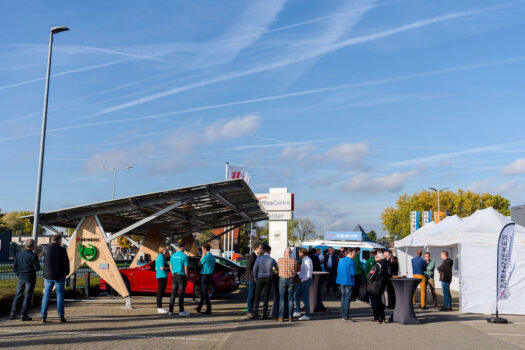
[
  {"xmin": 99, "ymin": 165, "xmax": 133, "ymax": 199},
  {"xmin": 32, "ymin": 26, "xmax": 69, "ymax": 246},
  {"xmin": 428, "ymin": 187, "xmax": 449, "ymax": 223}
]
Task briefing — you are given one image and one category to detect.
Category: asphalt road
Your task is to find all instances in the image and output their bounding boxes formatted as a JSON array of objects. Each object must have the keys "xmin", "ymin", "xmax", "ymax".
[{"xmin": 1, "ymin": 286, "xmax": 524, "ymax": 350}]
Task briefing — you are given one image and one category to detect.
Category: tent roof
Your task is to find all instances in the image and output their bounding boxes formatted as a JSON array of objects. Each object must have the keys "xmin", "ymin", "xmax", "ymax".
[
  {"xmin": 395, "ymin": 221, "xmax": 436, "ymax": 248},
  {"xmin": 427, "ymin": 207, "xmax": 513, "ymax": 246},
  {"xmin": 27, "ymin": 179, "xmax": 267, "ymax": 237},
  {"xmin": 395, "ymin": 215, "xmax": 463, "ymax": 248}
]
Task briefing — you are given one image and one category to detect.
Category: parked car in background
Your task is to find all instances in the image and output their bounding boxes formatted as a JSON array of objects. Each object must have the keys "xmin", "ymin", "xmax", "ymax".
[
  {"xmin": 214, "ymin": 256, "xmax": 248, "ymax": 285},
  {"xmin": 100, "ymin": 256, "xmax": 238, "ymax": 298}
]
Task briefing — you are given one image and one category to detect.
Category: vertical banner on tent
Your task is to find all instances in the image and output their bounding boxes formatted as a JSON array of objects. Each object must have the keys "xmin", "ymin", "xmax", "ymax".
[
  {"xmin": 410, "ymin": 211, "xmax": 420, "ymax": 234},
  {"xmin": 226, "ymin": 163, "xmax": 251, "ymax": 184},
  {"xmin": 497, "ymin": 223, "xmax": 516, "ymax": 300}
]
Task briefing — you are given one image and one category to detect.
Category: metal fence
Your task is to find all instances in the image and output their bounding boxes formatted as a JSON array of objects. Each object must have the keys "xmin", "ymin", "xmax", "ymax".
[{"xmin": 0, "ymin": 260, "xmax": 132, "ymax": 281}]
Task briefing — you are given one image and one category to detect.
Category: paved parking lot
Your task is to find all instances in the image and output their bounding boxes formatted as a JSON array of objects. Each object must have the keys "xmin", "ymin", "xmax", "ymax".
[{"xmin": 2, "ymin": 287, "xmax": 525, "ymax": 350}]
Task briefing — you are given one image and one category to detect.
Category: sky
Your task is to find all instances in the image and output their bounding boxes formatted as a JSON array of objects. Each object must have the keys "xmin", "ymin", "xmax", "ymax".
[{"xmin": 2, "ymin": 0, "xmax": 525, "ymax": 236}]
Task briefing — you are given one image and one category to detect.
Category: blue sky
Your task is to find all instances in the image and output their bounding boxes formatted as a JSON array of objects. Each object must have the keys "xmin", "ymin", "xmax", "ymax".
[{"xmin": 2, "ymin": 0, "xmax": 525, "ymax": 236}]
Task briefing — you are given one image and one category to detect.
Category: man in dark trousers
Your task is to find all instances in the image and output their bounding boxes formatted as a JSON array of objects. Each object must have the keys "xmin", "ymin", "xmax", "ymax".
[
  {"xmin": 10, "ymin": 239, "xmax": 40, "ymax": 321},
  {"xmin": 41, "ymin": 234, "xmax": 70, "ymax": 323},
  {"xmin": 323, "ymin": 247, "xmax": 339, "ymax": 295},
  {"xmin": 245, "ymin": 243, "xmax": 262, "ymax": 317},
  {"xmin": 251, "ymin": 245, "xmax": 278, "ymax": 320},
  {"xmin": 196, "ymin": 243, "xmax": 215, "ymax": 314}
]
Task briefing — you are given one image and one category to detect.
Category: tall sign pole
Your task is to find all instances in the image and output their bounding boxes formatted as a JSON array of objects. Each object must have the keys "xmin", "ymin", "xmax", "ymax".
[{"xmin": 256, "ymin": 189, "xmax": 294, "ymax": 260}]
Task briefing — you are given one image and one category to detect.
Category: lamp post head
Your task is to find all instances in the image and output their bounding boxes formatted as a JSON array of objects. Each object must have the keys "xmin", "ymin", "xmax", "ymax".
[
  {"xmin": 51, "ymin": 27, "xmax": 69, "ymax": 34},
  {"xmin": 127, "ymin": 166, "xmax": 133, "ymax": 169},
  {"xmin": 428, "ymin": 187, "xmax": 437, "ymax": 192}
]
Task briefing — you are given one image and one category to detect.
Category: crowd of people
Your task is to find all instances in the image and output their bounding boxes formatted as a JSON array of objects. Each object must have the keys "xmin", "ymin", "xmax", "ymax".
[
  {"xmin": 244, "ymin": 244, "xmax": 454, "ymax": 323},
  {"xmin": 9, "ymin": 235, "xmax": 454, "ymax": 324}
]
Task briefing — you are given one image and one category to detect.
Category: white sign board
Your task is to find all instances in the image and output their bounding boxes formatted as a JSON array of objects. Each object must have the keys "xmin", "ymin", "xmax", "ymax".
[
  {"xmin": 268, "ymin": 211, "xmax": 293, "ymax": 221},
  {"xmin": 256, "ymin": 193, "xmax": 293, "ymax": 211}
]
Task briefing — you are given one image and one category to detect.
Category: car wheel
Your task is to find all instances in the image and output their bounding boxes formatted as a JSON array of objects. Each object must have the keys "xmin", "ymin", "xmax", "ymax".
[
  {"xmin": 239, "ymin": 274, "xmax": 249, "ymax": 285},
  {"xmin": 194, "ymin": 282, "xmax": 215, "ymax": 299}
]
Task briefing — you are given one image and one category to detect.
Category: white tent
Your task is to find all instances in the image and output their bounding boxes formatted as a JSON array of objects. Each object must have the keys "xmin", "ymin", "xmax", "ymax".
[
  {"xmin": 395, "ymin": 216, "xmax": 463, "ymax": 290},
  {"xmin": 395, "ymin": 208, "xmax": 525, "ymax": 315}
]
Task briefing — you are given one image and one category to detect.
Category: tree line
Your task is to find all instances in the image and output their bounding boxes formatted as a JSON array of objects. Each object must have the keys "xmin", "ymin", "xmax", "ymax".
[{"xmin": 381, "ymin": 189, "xmax": 510, "ymax": 240}]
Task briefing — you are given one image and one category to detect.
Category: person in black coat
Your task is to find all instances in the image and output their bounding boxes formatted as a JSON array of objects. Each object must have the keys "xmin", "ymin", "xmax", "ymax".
[
  {"xmin": 437, "ymin": 251, "xmax": 454, "ymax": 311},
  {"xmin": 41, "ymin": 234, "xmax": 70, "ymax": 323},
  {"xmin": 245, "ymin": 244, "xmax": 262, "ymax": 317},
  {"xmin": 367, "ymin": 253, "xmax": 391, "ymax": 323},
  {"xmin": 323, "ymin": 247, "xmax": 339, "ymax": 295},
  {"xmin": 10, "ymin": 239, "xmax": 40, "ymax": 321},
  {"xmin": 308, "ymin": 248, "xmax": 322, "ymax": 272}
]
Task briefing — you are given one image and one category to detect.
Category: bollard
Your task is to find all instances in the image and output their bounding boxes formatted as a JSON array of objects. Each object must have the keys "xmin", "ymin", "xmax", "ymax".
[
  {"xmin": 84, "ymin": 272, "xmax": 90, "ymax": 297},
  {"xmin": 70, "ymin": 273, "xmax": 76, "ymax": 299}
]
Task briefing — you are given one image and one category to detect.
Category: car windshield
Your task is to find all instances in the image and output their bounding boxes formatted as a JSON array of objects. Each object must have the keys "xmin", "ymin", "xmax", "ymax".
[{"xmin": 215, "ymin": 257, "xmax": 233, "ymax": 267}]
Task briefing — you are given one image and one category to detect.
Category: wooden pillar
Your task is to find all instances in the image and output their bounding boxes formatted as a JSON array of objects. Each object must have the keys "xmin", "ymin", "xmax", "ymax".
[
  {"xmin": 180, "ymin": 233, "xmax": 199, "ymax": 256},
  {"xmin": 130, "ymin": 227, "xmax": 164, "ymax": 268},
  {"xmin": 67, "ymin": 216, "xmax": 129, "ymax": 298}
]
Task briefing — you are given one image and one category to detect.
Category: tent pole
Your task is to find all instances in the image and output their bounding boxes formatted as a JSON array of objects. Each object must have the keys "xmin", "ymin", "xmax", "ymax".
[{"xmin": 405, "ymin": 246, "xmax": 408, "ymax": 276}]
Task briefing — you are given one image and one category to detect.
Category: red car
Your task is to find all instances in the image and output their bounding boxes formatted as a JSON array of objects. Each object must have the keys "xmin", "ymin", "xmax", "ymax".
[{"xmin": 100, "ymin": 256, "xmax": 239, "ymax": 298}]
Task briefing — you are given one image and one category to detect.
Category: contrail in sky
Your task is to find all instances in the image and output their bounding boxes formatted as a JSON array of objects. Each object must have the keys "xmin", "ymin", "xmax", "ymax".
[
  {"xmin": 0, "ymin": 60, "xmax": 125, "ymax": 90},
  {"xmin": 81, "ymin": 8, "xmax": 482, "ymax": 120},
  {"xmin": 1, "ymin": 56, "xmax": 523, "ymax": 143}
]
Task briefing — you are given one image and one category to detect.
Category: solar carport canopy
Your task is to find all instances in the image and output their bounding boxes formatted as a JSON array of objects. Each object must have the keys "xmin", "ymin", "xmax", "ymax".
[{"xmin": 29, "ymin": 179, "xmax": 267, "ymax": 237}]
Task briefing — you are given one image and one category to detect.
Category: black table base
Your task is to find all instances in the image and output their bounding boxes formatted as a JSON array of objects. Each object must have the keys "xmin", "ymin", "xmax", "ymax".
[{"xmin": 391, "ymin": 278, "xmax": 421, "ymax": 325}]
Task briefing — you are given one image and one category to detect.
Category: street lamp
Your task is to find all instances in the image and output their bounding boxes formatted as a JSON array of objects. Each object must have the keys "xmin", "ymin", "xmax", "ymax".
[
  {"xmin": 428, "ymin": 187, "xmax": 449, "ymax": 223},
  {"xmin": 32, "ymin": 26, "xmax": 69, "ymax": 246},
  {"xmin": 99, "ymin": 165, "xmax": 133, "ymax": 199}
]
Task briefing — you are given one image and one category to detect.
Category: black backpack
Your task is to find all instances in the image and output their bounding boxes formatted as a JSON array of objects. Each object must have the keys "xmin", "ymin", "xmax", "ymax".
[{"xmin": 367, "ymin": 261, "xmax": 391, "ymax": 282}]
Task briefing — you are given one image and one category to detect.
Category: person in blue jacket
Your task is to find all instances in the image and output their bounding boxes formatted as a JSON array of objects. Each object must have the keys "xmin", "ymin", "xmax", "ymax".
[{"xmin": 337, "ymin": 248, "xmax": 356, "ymax": 322}]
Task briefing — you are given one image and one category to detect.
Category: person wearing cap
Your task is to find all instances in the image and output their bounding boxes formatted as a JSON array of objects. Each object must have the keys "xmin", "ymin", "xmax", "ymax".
[{"xmin": 41, "ymin": 234, "xmax": 70, "ymax": 323}]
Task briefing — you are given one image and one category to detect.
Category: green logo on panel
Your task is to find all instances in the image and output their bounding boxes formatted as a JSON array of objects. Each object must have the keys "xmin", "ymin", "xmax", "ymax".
[{"xmin": 78, "ymin": 244, "xmax": 97, "ymax": 261}]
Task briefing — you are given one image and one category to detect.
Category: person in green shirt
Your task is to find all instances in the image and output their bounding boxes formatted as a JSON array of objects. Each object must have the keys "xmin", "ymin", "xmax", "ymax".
[
  {"xmin": 365, "ymin": 250, "xmax": 377, "ymax": 276},
  {"xmin": 196, "ymin": 243, "xmax": 215, "ymax": 314},
  {"xmin": 155, "ymin": 245, "xmax": 169, "ymax": 314},
  {"xmin": 424, "ymin": 252, "xmax": 438, "ymax": 309},
  {"xmin": 352, "ymin": 248, "xmax": 363, "ymax": 301},
  {"xmin": 169, "ymin": 242, "xmax": 190, "ymax": 316},
  {"xmin": 364, "ymin": 250, "xmax": 377, "ymax": 304}
]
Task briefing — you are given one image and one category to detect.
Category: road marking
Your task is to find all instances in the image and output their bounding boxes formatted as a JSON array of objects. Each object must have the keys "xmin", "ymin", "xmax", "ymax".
[
  {"xmin": 0, "ymin": 329, "xmax": 216, "ymax": 341},
  {"xmin": 488, "ymin": 333, "xmax": 525, "ymax": 337},
  {"xmin": 63, "ymin": 315, "xmax": 241, "ymax": 325}
]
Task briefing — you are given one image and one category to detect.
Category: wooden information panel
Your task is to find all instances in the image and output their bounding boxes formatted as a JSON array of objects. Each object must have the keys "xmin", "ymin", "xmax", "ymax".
[{"xmin": 67, "ymin": 216, "xmax": 129, "ymax": 298}]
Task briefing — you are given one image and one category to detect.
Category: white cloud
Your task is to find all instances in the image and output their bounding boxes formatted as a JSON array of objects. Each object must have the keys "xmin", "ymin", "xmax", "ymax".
[
  {"xmin": 467, "ymin": 179, "xmax": 491, "ymax": 192},
  {"xmin": 278, "ymin": 141, "xmax": 369, "ymax": 171},
  {"xmin": 204, "ymin": 114, "xmax": 261, "ymax": 142},
  {"xmin": 468, "ymin": 179, "xmax": 523, "ymax": 197},
  {"xmin": 344, "ymin": 170, "xmax": 418, "ymax": 193},
  {"xmin": 325, "ymin": 142, "xmax": 369, "ymax": 167},
  {"xmin": 83, "ymin": 144, "xmax": 154, "ymax": 174},
  {"xmin": 280, "ymin": 144, "xmax": 316, "ymax": 169},
  {"xmin": 503, "ymin": 158, "xmax": 525, "ymax": 175},
  {"xmin": 83, "ymin": 115, "xmax": 261, "ymax": 176}
]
